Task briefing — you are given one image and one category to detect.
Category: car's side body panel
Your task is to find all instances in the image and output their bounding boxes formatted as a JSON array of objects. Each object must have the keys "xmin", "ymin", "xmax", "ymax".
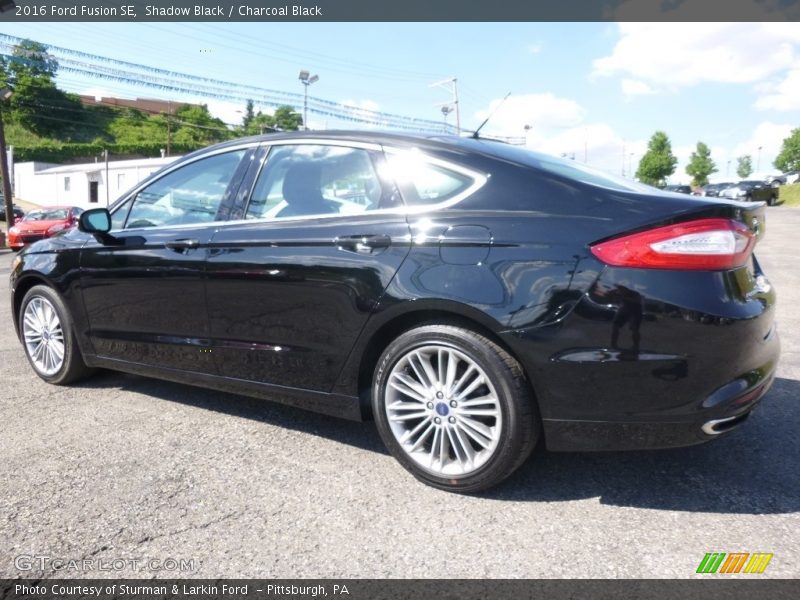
[
  {"xmin": 9, "ymin": 131, "xmax": 780, "ymax": 454},
  {"xmin": 204, "ymin": 213, "xmax": 411, "ymax": 392}
]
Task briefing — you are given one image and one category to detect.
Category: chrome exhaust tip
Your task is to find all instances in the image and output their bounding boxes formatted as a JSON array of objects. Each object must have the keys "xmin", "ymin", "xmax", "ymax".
[{"xmin": 702, "ymin": 414, "xmax": 749, "ymax": 436}]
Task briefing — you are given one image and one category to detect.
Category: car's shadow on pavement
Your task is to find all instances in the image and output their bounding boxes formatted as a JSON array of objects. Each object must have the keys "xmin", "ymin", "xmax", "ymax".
[
  {"xmin": 76, "ymin": 372, "xmax": 799, "ymax": 515},
  {"xmin": 77, "ymin": 369, "xmax": 389, "ymax": 454}
]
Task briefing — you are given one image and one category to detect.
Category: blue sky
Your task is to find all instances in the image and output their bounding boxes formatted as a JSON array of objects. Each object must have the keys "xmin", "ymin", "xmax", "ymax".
[{"xmin": 4, "ymin": 22, "xmax": 800, "ymax": 181}]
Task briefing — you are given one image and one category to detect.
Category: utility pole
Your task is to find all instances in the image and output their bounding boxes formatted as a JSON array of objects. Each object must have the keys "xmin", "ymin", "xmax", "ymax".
[
  {"xmin": 104, "ymin": 149, "xmax": 110, "ymax": 206},
  {"xmin": 757, "ymin": 146, "xmax": 763, "ymax": 172},
  {"xmin": 0, "ymin": 88, "xmax": 15, "ymax": 234},
  {"xmin": 430, "ymin": 77, "xmax": 460, "ymax": 135}
]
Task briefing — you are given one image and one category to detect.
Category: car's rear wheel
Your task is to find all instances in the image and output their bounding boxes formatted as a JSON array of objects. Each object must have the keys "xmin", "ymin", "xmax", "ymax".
[
  {"xmin": 19, "ymin": 285, "xmax": 93, "ymax": 385},
  {"xmin": 372, "ymin": 324, "xmax": 539, "ymax": 493}
]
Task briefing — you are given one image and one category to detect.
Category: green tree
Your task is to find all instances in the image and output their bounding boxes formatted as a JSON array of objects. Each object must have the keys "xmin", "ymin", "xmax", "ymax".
[
  {"xmin": 6, "ymin": 39, "xmax": 86, "ymax": 138},
  {"xmin": 244, "ymin": 105, "xmax": 303, "ymax": 135},
  {"xmin": 736, "ymin": 155, "xmax": 753, "ymax": 179},
  {"xmin": 636, "ymin": 131, "xmax": 678, "ymax": 187},
  {"xmin": 271, "ymin": 105, "xmax": 303, "ymax": 131},
  {"xmin": 108, "ymin": 108, "xmax": 168, "ymax": 144},
  {"xmin": 171, "ymin": 104, "xmax": 233, "ymax": 145},
  {"xmin": 685, "ymin": 141, "xmax": 717, "ymax": 187},
  {"xmin": 242, "ymin": 99, "xmax": 255, "ymax": 129},
  {"xmin": 10, "ymin": 39, "xmax": 57, "ymax": 79},
  {"xmin": 774, "ymin": 128, "xmax": 800, "ymax": 172}
]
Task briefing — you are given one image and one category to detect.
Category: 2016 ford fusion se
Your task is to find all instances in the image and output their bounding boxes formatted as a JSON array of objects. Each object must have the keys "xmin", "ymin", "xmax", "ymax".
[{"xmin": 10, "ymin": 132, "xmax": 779, "ymax": 492}]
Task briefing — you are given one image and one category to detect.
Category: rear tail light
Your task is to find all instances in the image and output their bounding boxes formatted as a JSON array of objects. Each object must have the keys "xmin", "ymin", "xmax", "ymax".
[{"xmin": 590, "ymin": 218, "xmax": 755, "ymax": 270}]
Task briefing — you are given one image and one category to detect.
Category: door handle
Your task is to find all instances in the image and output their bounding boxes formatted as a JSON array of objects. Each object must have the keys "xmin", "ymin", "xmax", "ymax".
[
  {"xmin": 165, "ymin": 238, "xmax": 200, "ymax": 252},
  {"xmin": 335, "ymin": 234, "xmax": 391, "ymax": 254}
]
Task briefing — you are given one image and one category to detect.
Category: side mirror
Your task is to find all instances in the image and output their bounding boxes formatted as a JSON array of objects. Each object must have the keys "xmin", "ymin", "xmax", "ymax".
[{"xmin": 78, "ymin": 208, "xmax": 111, "ymax": 234}]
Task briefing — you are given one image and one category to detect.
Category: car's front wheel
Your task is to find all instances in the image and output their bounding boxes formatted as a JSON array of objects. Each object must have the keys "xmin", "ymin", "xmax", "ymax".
[
  {"xmin": 19, "ymin": 285, "xmax": 93, "ymax": 385},
  {"xmin": 372, "ymin": 324, "xmax": 539, "ymax": 493}
]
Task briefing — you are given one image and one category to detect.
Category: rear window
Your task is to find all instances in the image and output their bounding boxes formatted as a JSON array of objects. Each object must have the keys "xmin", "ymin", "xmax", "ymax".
[
  {"xmin": 384, "ymin": 151, "xmax": 475, "ymax": 206},
  {"xmin": 454, "ymin": 139, "xmax": 656, "ymax": 194}
]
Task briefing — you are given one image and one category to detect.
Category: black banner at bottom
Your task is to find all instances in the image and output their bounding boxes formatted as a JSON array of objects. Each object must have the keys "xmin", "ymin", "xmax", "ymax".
[{"xmin": 1, "ymin": 580, "xmax": 799, "ymax": 600}]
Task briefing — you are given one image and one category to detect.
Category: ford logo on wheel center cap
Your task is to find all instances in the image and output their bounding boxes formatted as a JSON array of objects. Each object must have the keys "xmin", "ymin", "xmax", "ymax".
[{"xmin": 435, "ymin": 403, "xmax": 449, "ymax": 417}]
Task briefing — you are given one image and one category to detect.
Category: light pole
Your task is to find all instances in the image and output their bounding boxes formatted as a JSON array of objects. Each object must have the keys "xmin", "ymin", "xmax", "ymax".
[
  {"xmin": 0, "ymin": 87, "xmax": 15, "ymax": 234},
  {"xmin": 298, "ymin": 70, "xmax": 319, "ymax": 131},
  {"xmin": 727, "ymin": 160, "xmax": 731, "ymax": 178},
  {"xmin": 757, "ymin": 146, "xmax": 763, "ymax": 172}
]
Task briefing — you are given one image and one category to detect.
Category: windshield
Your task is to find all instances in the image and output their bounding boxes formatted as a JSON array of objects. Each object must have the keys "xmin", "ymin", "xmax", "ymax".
[{"xmin": 24, "ymin": 208, "xmax": 69, "ymax": 221}]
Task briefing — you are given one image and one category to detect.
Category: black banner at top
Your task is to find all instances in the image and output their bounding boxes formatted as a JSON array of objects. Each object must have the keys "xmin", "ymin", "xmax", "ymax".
[{"xmin": 0, "ymin": 0, "xmax": 798, "ymax": 22}]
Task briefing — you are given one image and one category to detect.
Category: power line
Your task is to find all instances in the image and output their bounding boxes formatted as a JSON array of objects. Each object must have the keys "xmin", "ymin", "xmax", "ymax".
[{"xmin": 0, "ymin": 36, "xmax": 450, "ymax": 133}]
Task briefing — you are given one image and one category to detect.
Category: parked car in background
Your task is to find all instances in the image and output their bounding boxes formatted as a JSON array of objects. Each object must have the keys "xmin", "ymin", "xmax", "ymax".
[
  {"xmin": 765, "ymin": 174, "xmax": 786, "ymax": 188},
  {"xmin": 7, "ymin": 206, "xmax": 83, "ymax": 250},
  {"xmin": 719, "ymin": 180, "xmax": 779, "ymax": 205},
  {"xmin": 663, "ymin": 184, "xmax": 692, "ymax": 194},
  {"xmin": 8, "ymin": 132, "xmax": 779, "ymax": 492},
  {"xmin": 700, "ymin": 182, "xmax": 734, "ymax": 197},
  {"xmin": 0, "ymin": 203, "xmax": 26, "ymax": 222},
  {"xmin": 783, "ymin": 171, "xmax": 800, "ymax": 185}
]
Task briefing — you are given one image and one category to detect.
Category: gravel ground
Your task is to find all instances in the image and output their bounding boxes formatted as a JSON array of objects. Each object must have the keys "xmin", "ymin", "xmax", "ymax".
[{"xmin": 0, "ymin": 207, "xmax": 798, "ymax": 579}]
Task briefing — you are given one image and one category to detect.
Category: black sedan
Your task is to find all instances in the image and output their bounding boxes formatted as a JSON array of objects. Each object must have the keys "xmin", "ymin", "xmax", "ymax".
[
  {"xmin": 663, "ymin": 184, "xmax": 692, "ymax": 194},
  {"xmin": 9, "ymin": 132, "xmax": 779, "ymax": 492},
  {"xmin": 719, "ymin": 180, "xmax": 779, "ymax": 205}
]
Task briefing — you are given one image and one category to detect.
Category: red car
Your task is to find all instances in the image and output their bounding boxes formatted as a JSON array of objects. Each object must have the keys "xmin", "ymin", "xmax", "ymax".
[{"xmin": 7, "ymin": 206, "xmax": 83, "ymax": 250}]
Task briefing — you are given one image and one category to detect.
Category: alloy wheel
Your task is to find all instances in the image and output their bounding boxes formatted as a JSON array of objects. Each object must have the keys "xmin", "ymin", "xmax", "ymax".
[
  {"xmin": 384, "ymin": 344, "xmax": 503, "ymax": 477},
  {"xmin": 22, "ymin": 296, "xmax": 66, "ymax": 376}
]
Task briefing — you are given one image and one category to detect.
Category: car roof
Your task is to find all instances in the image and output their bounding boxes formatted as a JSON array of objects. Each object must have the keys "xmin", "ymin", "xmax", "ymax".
[{"xmin": 184, "ymin": 130, "xmax": 551, "ymax": 166}]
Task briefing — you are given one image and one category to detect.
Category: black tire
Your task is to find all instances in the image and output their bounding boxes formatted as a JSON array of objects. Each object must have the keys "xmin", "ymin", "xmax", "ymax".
[
  {"xmin": 18, "ymin": 285, "xmax": 94, "ymax": 385},
  {"xmin": 768, "ymin": 194, "xmax": 776, "ymax": 206},
  {"xmin": 372, "ymin": 324, "xmax": 540, "ymax": 493}
]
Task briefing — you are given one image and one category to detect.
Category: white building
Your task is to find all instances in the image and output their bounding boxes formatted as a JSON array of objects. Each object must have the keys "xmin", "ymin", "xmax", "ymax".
[{"xmin": 13, "ymin": 156, "xmax": 181, "ymax": 209}]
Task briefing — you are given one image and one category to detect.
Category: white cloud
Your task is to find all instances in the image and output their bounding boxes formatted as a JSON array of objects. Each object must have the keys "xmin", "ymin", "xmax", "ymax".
[
  {"xmin": 473, "ymin": 94, "xmax": 647, "ymax": 176},
  {"xmin": 593, "ymin": 23, "xmax": 800, "ymax": 92},
  {"xmin": 621, "ymin": 79, "xmax": 655, "ymax": 98},
  {"xmin": 474, "ymin": 93, "xmax": 584, "ymax": 136},
  {"xmin": 755, "ymin": 69, "xmax": 800, "ymax": 111}
]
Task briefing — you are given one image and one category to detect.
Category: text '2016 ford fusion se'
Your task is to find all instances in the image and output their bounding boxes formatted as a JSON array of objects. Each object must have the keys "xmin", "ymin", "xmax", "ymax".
[{"xmin": 10, "ymin": 132, "xmax": 779, "ymax": 492}]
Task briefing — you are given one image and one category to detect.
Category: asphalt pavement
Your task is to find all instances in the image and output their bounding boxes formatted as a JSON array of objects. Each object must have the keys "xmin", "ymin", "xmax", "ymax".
[{"xmin": 0, "ymin": 207, "xmax": 798, "ymax": 579}]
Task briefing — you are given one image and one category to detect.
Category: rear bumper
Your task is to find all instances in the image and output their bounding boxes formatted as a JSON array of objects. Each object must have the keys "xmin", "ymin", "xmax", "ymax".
[
  {"xmin": 502, "ymin": 261, "xmax": 780, "ymax": 452},
  {"xmin": 542, "ymin": 360, "xmax": 776, "ymax": 451}
]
